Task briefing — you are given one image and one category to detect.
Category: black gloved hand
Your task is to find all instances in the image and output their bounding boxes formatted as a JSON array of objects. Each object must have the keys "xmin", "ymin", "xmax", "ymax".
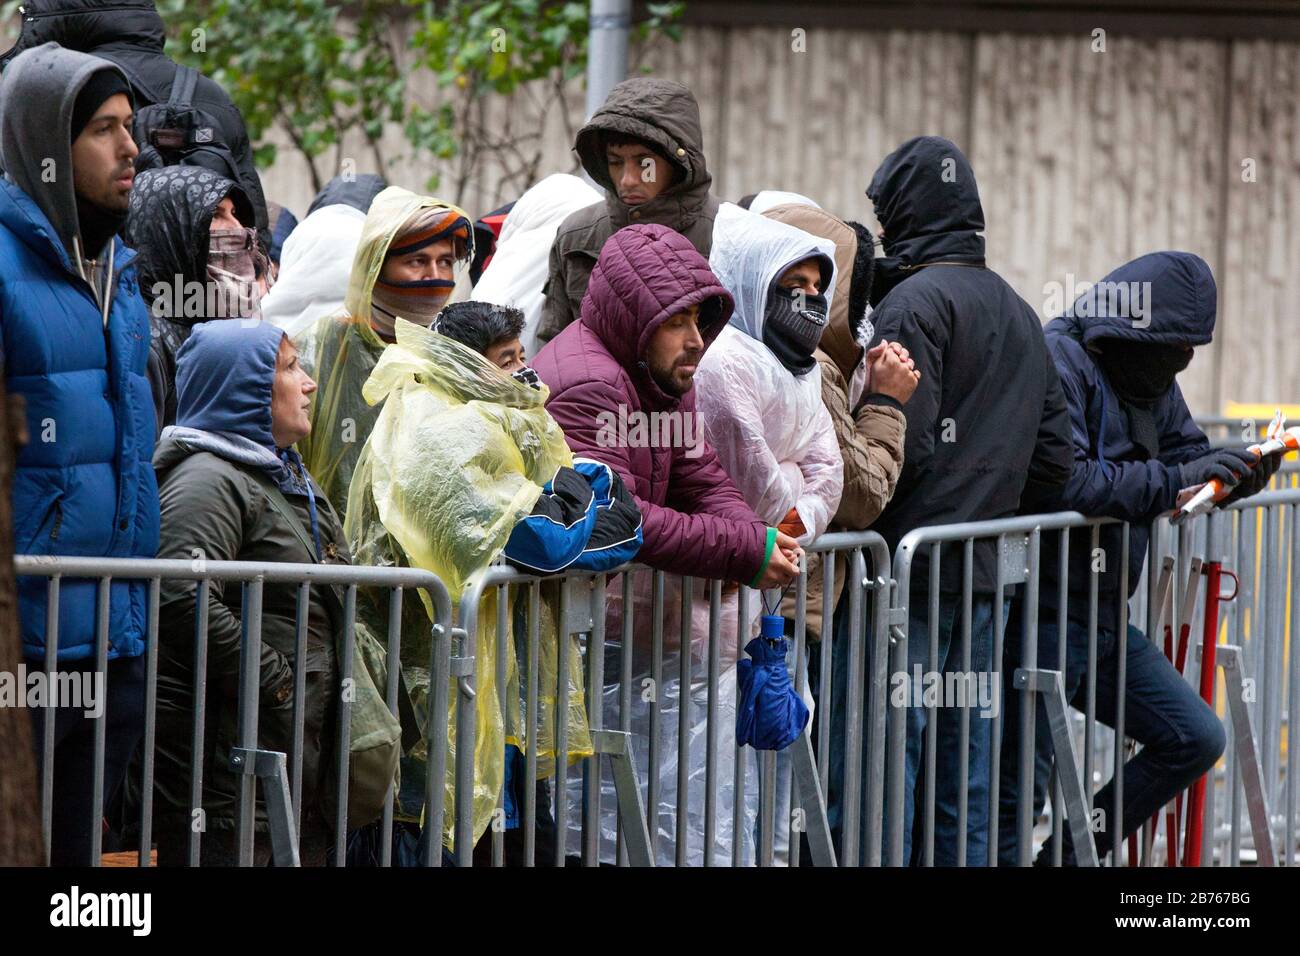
[
  {"xmin": 1223, "ymin": 448, "xmax": 1283, "ymax": 504},
  {"xmin": 1178, "ymin": 447, "xmax": 1258, "ymax": 490}
]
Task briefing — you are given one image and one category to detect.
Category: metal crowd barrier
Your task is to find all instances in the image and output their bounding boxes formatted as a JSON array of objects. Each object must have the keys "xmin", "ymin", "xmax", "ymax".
[
  {"xmin": 1177, "ymin": 489, "xmax": 1300, "ymax": 867},
  {"xmin": 14, "ymin": 490, "xmax": 1295, "ymax": 868},
  {"xmin": 889, "ymin": 510, "xmax": 1113, "ymax": 867},
  {"xmin": 453, "ymin": 530, "xmax": 891, "ymax": 867},
  {"xmin": 888, "ymin": 489, "xmax": 1299, "ymax": 868},
  {"xmin": 14, "ymin": 555, "xmax": 454, "ymax": 867}
]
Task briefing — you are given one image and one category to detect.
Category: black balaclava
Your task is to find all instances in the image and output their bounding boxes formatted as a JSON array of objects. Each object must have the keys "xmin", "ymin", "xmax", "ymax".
[
  {"xmin": 1093, "ymin": 338, "xmax": 1193, "ymax": 407},
  {"xmin": 762, "ymin": 282, "xmax": 830, "ymax": 376},
  {"xmin": 71, "ymin": 69, "xmax": 134, "ymax": 259},
  {"xmin": 1093, "ymin": 338, "xmax": 1194, "ymax": 460}
]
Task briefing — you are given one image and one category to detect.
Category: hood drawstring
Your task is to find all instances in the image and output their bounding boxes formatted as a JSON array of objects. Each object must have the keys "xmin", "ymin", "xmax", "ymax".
[
  {"xmin": 72, "ymin": 235, "xmax": 87, "ymax": 283},
  {"xmin": 72, "ymin": 234, "xmax": 116, "ymax": 328},
  {"xmin": 102, "ymin": 241, "xmax": 115, "ymax": 328},
  {"xmin": 283, "ymin": 451, "xmax": 324, "ymax": 561}
]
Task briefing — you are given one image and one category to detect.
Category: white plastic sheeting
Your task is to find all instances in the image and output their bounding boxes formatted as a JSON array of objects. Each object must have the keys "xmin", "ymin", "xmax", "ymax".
[
  {"xmin": 261, "ymin": 203, "xmax": 366, "ymax": 338},
  {"xmin": 565, "ymin": 573, "xmax": 763, "ymax": 866},
  {"xmin": 472, "ymin": 173, "xmax": 602, "ymax": 361}
]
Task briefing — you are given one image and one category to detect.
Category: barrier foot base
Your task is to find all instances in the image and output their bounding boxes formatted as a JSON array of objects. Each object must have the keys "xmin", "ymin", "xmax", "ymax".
[
  {"xmin": 593, "ymin": 729, "xmax": 655, "ymax": 867},
  {"xmin": 231, "ymin": 747, "xmax": 300, "ymax": 867},
  {"xmin": 1015, "ymin": 667, "xmax": 1098, "ymax": 867}
]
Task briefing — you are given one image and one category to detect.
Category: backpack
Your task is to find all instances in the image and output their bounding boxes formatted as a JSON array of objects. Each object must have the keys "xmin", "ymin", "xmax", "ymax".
[{"xmin": 131, "ymin": 65, "xmax": 243, "ymax": 186}]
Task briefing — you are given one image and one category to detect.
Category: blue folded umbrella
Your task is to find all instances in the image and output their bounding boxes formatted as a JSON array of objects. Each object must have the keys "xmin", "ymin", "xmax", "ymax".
[{"xmin": 736, "ymin": 615, "xmax": 810, "ymax": 751}]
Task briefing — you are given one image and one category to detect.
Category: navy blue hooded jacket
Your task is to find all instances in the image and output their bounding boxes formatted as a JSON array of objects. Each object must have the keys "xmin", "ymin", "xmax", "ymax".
[
  {"xmin": 1039, "ymin": 251, "xmax": 1214, "ymax": 625},
  {"xmin": 865, "ymin": 136, "xmax": 1073, "ymax": 593}
]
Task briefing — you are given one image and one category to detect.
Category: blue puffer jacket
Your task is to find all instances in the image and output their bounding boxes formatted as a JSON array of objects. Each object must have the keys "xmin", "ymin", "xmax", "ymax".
[
  {"xmin": 1039, "ymin": 251, "xmax": 1212, "ymax": 625},
  {"xmin": 0, "ymin": 178, "xmax": 161, "ymax": 662}
]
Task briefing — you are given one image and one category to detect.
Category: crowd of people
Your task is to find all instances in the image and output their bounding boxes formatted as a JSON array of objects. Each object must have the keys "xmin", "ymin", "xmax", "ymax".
[{"xmin": 0, "ymin": 1, "xmax": 1282, "ymax": 867}]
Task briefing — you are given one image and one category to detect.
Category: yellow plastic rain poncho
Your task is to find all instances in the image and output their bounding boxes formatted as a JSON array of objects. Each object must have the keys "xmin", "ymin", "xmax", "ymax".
[
  {"xmin": 344, "ymin": 317, "xmax": 592, "ymax": 848},
  {"xmin": 294, "ymin": 186, "xmax": 473, "ymax": 517}
]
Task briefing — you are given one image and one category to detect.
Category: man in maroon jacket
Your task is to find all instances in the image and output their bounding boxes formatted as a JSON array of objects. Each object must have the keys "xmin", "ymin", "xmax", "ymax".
[{"xmin": 532, "ymin": 224, "xmax": 800, "ymax": 589}]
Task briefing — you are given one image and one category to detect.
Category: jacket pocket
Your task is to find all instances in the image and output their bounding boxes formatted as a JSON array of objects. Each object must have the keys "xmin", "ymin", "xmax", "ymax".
[
  {"xmin": 27, "ymin": 495, "xmax": 65, "ymax": 551},
  {"xmin": 49, "ymin": 499, "xmax": 64, "ymax": 543}
]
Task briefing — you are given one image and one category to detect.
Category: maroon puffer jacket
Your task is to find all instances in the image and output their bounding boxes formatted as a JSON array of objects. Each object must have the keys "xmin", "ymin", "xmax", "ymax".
[{"xmin": 532, "ymin": 224, "xmax": 770, "ymax": 584}]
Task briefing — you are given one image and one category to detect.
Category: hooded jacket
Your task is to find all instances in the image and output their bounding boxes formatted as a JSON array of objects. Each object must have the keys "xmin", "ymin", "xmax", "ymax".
[
  {"xmin": 1039, "ymin": 251, "xmax": 1213, "ymax": 625},
  {"xmin": 0, "ymin": 43, "xmax": 159, "ymax": 663},
  {"xmin": 866, "ymin": 136, "xmax": 1073, "ymax": 593},
  {"xmin": 745, "ymin": 191, "xmax": 821, "ymax": 216},
  {"xmin": 127, "ymin": 164, "xmax": 256, "ymax": 434},
  {"xmin": 697, "ymin": 203, "xmax": 844, "ymax": 546},
  {"xmin": 472, "ymin": 172, "xmax": 602, "ymax": 362},
  {"xmin": 531, "ymin": 224, "xmax": 771, "ymax": 585},
  {"xmin": 151, "ymin": 320, "xmax": 348, "ymax": 843},
  {"xmin": 293, "ymin": 186, "xmax": 472, "ymax": 518},
  {"xmin": 2, "ymin": 0, "xmax": 270, "ymax": 248},
  {"xmin": 536, "ymin": 78, "xmax": 722, "ymax": 343},
  {"xmin": 763, "ymin": 201, "xmax": 907, "ymax": 638}
]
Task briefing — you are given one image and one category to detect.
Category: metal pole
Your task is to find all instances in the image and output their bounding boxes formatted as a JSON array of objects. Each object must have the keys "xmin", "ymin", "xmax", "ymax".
[{"xmin": 585, "ymin": 0, "xmax": 631, "ymax": 119}]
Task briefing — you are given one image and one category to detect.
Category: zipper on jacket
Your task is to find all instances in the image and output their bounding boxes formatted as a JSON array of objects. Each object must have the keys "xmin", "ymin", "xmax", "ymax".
[{"xmin": 49, "ymin": 500, "xmax": 63, "ymax": 543}]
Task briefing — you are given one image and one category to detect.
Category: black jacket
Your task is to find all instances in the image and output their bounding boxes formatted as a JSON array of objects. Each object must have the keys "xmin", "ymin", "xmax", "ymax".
[
  {"xmin": 866, "ymin": 136, "xmax": 1073, "ymax": 593},
  {"xmin": 2, "ymin": 0, "xmax": 269, "ymax": 248},
  {"xmin": 126, "ymin": 165, "xmax": 253, "ymax": 435}
]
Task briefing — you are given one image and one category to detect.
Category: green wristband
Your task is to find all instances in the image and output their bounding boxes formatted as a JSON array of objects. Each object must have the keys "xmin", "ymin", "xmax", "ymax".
[{"xmin": 747, "ymin": 526, "xmax": 778, "ymax": 589}]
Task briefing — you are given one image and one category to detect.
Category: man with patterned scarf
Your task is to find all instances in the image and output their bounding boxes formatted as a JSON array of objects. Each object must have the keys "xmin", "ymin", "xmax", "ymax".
[{"xmin": 293, "ymin": 186, "xmax": 473, "ymax": 519}]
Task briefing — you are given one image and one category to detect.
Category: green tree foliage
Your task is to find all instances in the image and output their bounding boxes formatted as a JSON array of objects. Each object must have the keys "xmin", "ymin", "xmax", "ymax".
[
  {"xmin": 1, "ymin": 1, "xmax": 683, "ymax": 201},
  {"xmin": 153, "ymin": 0, "xmax": 414, "ymax": 193},
  {"xmin": 407, "ymin": 1, "xmax": 683, "ymax": 200},
  {"xmin": 162, "ymin": 0, "xmax": 683, "ymax": 200}
]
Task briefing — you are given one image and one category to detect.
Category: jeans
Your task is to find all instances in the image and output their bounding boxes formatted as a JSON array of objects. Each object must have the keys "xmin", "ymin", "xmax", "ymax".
[
  {"xmin": 29, "ymin": 654, "xmax": 146, "ymax": 865},
  {"xmin": 886, "ymin": 593, "xmax": 1005, "ymax": 866},
  {"xmin": 996, "ymin": 610, "xmax": 1226, "ymax": 865}
]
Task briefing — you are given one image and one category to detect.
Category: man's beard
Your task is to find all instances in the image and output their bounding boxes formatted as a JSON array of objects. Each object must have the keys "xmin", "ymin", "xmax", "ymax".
[{"xmin": 648, "ymin": 355, "xmax": 698, "ymax": 398}]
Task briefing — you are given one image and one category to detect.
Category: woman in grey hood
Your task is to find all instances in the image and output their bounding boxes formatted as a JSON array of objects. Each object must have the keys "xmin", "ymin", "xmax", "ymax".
[{"xmin": 149, "ymin": 320, "xmax": 349, "ymax": 865}]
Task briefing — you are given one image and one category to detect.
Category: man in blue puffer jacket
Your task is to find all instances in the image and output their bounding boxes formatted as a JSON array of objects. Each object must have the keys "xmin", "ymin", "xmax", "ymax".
[
  {"xmin": 0, "ymin": 43, "xmax": 160, "ymax": 864},
  {"xmin": 998, "ymin": 251, "xmax": 1276, "ymax": 866}
]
